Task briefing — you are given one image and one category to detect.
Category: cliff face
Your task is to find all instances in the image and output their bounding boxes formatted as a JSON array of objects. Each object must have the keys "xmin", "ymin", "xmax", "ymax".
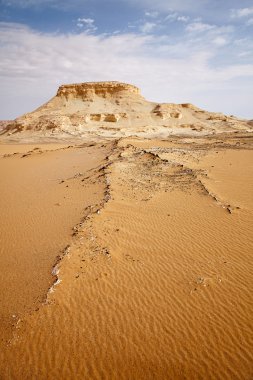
[
  {"xmin": 2, "ymin": 81, "xmax": 251, "ymax": 139},
  {"xmin": 57, "ymin": 81, "xmax": 140, "ymax": 100}
]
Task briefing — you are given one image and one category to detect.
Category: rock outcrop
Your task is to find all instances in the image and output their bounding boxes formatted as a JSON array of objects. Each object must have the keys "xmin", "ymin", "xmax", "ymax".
[
  {"xmin": 2, "ymin": 81, "xmax": 251, "ymax": 139},
  {"xmin": 152, "ymin": 104, "xmax": 182, "ymax": 120},
  {"xmin": 57, "ymin": 82, "xmax": 140, "ymax": 100},
  {"xmin": 0, "ymin": 120, "xmax": 12, "ymax": 130}
]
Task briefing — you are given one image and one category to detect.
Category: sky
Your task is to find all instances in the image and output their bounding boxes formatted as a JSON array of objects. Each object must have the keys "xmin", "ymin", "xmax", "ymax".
[{"xmin": 0, "ymin": 0, "xmax": 253, "ymax": 119}]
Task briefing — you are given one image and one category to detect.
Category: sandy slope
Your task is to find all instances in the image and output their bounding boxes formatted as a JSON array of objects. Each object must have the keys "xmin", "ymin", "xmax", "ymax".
[
  {"xmin": 0, "ymin": 142, "xmax": 111, "ymax": 346},
  {"xmin": 0, "ymin": 134, "xmax": 252, "ymax": 379}
]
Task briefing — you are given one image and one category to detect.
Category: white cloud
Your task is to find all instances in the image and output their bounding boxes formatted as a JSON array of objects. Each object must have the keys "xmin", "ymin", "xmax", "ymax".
[
  {"xmin": 77, "ymin": 18, "xmax": 97, "ymax": 32},
  {"xmin": 212, "ymin": 36, "xmax": 228, "ymax": 46},
  {"xmin": 145, "ymin": 11, "xmax": 159, "ymax": 18},
  {"xmin": 234, "ymin": 38, "xmax": 248, "ymax": 46},
  {"xmin": 0, "ymin": 22, "xmax": 253, "ymax": 120},
  {"xmin": 246, "ymin": 17, "xmax": 253, "ymax": 26},
  {"xmin": 230, "ymin": 7, "xmax": 253, "ymax": 18},
  {"xmin": 186, "ymin": 22, "xmax": 215, "ymax": 33},
  {"xmin": 77, "ymin": 18, "xmax": 94, "ymax": 26},
  {"xmin": 165, "ymin": 13, "xmax": 189, "ymax": 23},
  {"xmin": 140, "ymin": 22, "xmax": 156, "ymax": 33},
  {"xmin": 4, "ymin": 0, "xmax": 253, "ymax": 21},
  {"xmin": 238, "ymin": 51, "xmax": 252, "ymax": 57},
  {"xmin": 177, "ymin": 16, "xmax": 189, "ymax": 22},
  {"xmin": 165, "ymin": 13, "xmax": 178, "ymax": 21}
]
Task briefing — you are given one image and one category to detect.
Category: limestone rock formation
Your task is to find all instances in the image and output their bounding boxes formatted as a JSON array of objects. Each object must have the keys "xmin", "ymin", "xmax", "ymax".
[
  {"xmin": 2, "ymin": 81, "xmax": 252, "ymax": 139},
  {"xmin": 0, "ymin": 120, "xmax": 12, "ymax": 130},
  {"xmin": 152, "ymin": 104, "xmax": 183, "ymax": 120},
  {"xmin": 57, "ymin": 82, "xmax": 140, "ymax": 100}
]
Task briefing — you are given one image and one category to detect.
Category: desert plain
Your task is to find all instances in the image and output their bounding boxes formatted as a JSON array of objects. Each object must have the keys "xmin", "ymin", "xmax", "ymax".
[{"xmin": 0, "ymin": 82, "xmax": 253, "ymax": 379}]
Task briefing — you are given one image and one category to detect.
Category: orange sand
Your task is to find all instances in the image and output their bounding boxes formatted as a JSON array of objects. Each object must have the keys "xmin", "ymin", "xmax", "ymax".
[
  {"xmin": 0, "ymin": 143, "xmax": 110, "ymax": 345},
  {"xmin": 0, "ymin": 136, "xmax": 253, "ymax": 379}
]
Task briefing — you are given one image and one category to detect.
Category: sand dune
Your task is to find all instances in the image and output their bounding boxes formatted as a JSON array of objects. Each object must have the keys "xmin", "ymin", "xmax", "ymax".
[
  {"xmin": 1, "ymin": 136, "xmax": 253, "ymax": 379},
  {"xmin": 0, "ymin": 82, "xmax": 253, "ymax": 379}
]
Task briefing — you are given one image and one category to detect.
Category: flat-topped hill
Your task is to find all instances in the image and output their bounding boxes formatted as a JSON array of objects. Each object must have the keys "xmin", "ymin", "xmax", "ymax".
[{"xmin": 2, "ymin": 81, "xmax": 251, "ymax": 140}]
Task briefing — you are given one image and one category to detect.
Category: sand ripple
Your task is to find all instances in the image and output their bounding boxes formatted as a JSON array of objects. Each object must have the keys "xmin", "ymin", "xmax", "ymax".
[{"xmin": 1, "ymin": 139, "xmax": 253, "ymax": 379}]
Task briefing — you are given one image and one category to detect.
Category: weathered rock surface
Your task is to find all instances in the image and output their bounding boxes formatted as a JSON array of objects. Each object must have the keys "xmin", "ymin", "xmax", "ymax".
[
  {"xmin": 0, "ymin": 120, "xmax": 12, "ymax": 130},
  {"xmin": 57, "ymin": 81, "xmax": 140, "ymax": 100},
  {"xmin": 2, "ymin": 81, "xmax": 252, "ymax": 140}
]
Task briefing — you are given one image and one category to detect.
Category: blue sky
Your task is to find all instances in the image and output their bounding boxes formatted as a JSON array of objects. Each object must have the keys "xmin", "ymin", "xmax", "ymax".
[{"xmin": 0, "ymin": 0, "xmax": 253, "ymax": 119}]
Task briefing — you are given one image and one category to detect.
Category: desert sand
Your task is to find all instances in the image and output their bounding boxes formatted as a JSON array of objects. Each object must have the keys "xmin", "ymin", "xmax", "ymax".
[{"xmin": 0, "ymin": 82, "xmax": 252, "ymax": 379}]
